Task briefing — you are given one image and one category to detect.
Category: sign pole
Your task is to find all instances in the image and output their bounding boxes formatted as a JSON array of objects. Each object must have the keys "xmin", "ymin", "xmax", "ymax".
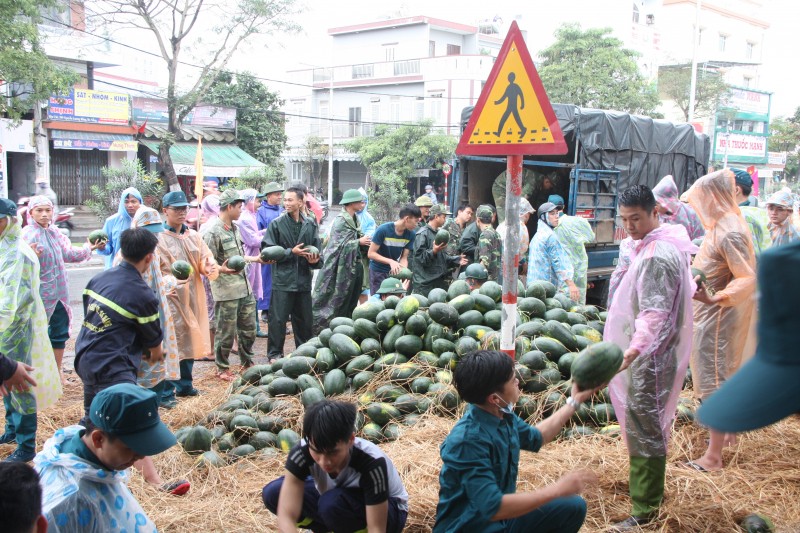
[{"xmin": 500, "ymin": 155, "xmax": 523, "ymax": 358}]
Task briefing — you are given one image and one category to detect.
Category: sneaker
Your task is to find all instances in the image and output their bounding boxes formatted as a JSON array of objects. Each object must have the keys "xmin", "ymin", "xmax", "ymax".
[
  {"xmin": 176, "ymin": 388, "xmax": 200, "ymax": 397},
  {"xmin": 160, "ymin": 398, "xmax": 178, "ymax": 410},
  {"xmin": 611, "ymin": 515, "xmax": 655, "ymax": 531},
  {"xmin": 161, "ymin": 479, "xmax": 191, "ymax": 496},
  {"xmin": 3, "ymin": 449, "xmax": 35, "ymax": 463},
  {"xmin": 0, "ymin": 433, "xmax": 15, "ymax": 445}
]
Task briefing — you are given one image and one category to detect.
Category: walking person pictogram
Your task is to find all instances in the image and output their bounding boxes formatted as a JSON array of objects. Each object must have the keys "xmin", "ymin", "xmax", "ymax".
[{"xmin": 494, "ymin": 72, "xmax": 527, "ymax": 139}]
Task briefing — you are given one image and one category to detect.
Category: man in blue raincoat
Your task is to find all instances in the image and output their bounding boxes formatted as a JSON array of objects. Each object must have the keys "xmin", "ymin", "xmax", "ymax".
[
  {"xmin": 527, "ymin": 202, "xmax": 580, "ymax": 301},
  {"xmin": 95, "ymin": 187, "xmax": 142, "ymax": 269},
  {"xmin": 256, "ymin": 182, "xmax": 285, "ymax": 327}
]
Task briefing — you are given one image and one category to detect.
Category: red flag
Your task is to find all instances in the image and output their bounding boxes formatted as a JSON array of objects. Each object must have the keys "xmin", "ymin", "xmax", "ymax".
[{"xmin": 137, "ymin": 119, "xmax": 148, "ymax": 135}]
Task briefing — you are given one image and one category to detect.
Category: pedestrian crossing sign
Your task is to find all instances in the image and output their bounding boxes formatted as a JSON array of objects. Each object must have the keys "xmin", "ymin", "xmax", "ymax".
[{"xmin": 457, "ymin": 21, "xmax": 567, "ymax": 156}]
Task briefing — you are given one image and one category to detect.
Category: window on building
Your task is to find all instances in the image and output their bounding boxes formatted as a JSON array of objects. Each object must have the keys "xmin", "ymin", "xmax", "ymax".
[
  {"xmin": 415, "ymin": 98, "xmax": 425, "ymax": 122},
  {"xmin": 718, "ymin": 33, "xmax": 727, "ymax": 52},
  {"xmin": 743, "ymin": 76, "xmax": 753, "ymax": 88},
  {"xmin": 632, "ymin": 3, "xmax": 640, "ymax": 24},
  {"xmin": 352, "ymin": 63, "xmax": 374, "ymax": 79},
  {"xmin": 292, "ymin": 162, "xmax": 303, "ymax": 182},
  {"xmin": 318, "ymin": 101, "xmax": 328, "ymax": 137},
  {"xmin": 348, "ymin": 107, "xmax": 362, "ymax": 137},
  {"xmin": 746, "ymin": 42, "xmax": 755, "ymax": 60},
  {"xmin": 384, "ymin": 44, "xmax": 396, "ymax": 62},
  {"xmin": 429, "ymin": 40, "xmax": 436, "ymax": 57},
  {"xmin": 447, "ymin": 44, "xmax": 461, "ymax": 56},
  {"xmin": 390, "ymin": 97, "xmax": 401, "ymax": 123}
]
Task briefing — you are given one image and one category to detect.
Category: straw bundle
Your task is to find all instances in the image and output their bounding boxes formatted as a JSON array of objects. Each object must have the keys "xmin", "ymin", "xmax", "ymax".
[{"xmin": 24, "ymin": 367, "xmax": 800, "ymax": 532}]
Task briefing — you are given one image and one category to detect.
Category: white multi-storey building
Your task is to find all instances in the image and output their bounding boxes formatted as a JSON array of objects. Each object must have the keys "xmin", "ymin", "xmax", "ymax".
[{"xmin": 282, "ymin": 15, "xmax": 505, "ymax": 192}]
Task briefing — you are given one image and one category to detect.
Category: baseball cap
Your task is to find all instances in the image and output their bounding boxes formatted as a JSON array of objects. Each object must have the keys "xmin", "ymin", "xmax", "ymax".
[
  {"xmin": 698, "ymin": 241, "xmax": 800, "ymax": 433},
  {"xmin": 476, "ymin": 205, "xmax": 494, "ymax": 223},
  {"xmin": 430, "ymin": 204, "xmax": 451, "ymax": 216},
  {"xmin": 548, "ymin": 194, "xmax": 566, "ymax": 207},
  {"xmin": 377, "ymin": 277, "xmax": 406, "ymax": 294},
  {"xmin": 162, "ymin": 191, "xmax": 190, "ymax": 208},
  {"xmin": 425, "ymin": 184, "xmax": 433, "ymax": 190},
  {"xmin": 415, "ymin": 195, "xmax": 433, "ymax": 207},
  {"xmin": 731, "ymin": 168, "xmax": 753, "ymax": 188},
  {"xmin": 218, "ymin": 189, "xmax": 245, "ymax": 208},
  {"xmin": 89, "ymin": 383, "xmax": 176, "ymax": 456},
  {"xmin": 0, "ymin": 198, "xmax": 17, "ymax": 218}
]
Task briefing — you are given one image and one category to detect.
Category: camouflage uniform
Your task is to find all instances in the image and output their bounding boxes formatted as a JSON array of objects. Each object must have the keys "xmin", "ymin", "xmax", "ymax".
[
  {"xmin": 476, "ymin": 226, "xmax": 503, "ymax": 282},
  {"xmin": 443, "ymin": 218, "xmax": 464, "ymax": 256},
  {"xmin": 492, "ymin": 168, "xmax": 555, "ymax": 223},
  {"xmin": 202, "ymin": 217, "xmax": 256, "ymax": 369}
]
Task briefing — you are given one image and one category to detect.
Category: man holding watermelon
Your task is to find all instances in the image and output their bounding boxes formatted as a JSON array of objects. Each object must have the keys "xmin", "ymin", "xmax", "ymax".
[
  {"xmin": 412, "ymin": 204, "xmax": 468, "ymax": 297},
  {"xmin": 604, "ymin": 185, "xmax": 698, "ymax": 530}
]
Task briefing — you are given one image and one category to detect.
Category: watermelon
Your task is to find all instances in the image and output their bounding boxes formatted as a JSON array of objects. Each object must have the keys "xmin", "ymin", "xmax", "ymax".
[
  {"xmin": 472, "ymin": 293, "xmax": 496, "ymax": 313},
  {"xmin": 740, "ymin": 514, "xmax": 774, "ymax": 533},
  {"xmin": 352, "ymin": 371, "xmax": 375, "ymax": 390},
  {"xmin": 447, "ymin": 279, "xmax": 470, "ymax": 300},
  {"xmin": 382, "ymin": 422, "xmax": 403, "ymax": 441},
  {"xmin": 248, "ymin": 431, "xmax": 278, "ymax": 450},
  {"xmin": 395, "ymin": 296, "xmax": 420, "ymax": 323},
  {"xmin": 519, "ymin": 297, "xmax": 546, "ymax": 319},
  {"xmin": 375, "ymin": 309, "xmax": 397, "ymax": 332},
  {"xmin": 277, "ymin": 429, "xmax": 301, "ymax": 452},
  {"xmin": 267, "ymin": 377, "xmax": 299, "ymax": 396},
  {"xmin": 404, "ymin": 314, "xmax": 428, "ymax": 336},
  {"xmin": 457, "ymin": 310, "xmax": 484, "ymax": 330},
  {"xmin": 315, "ymin": 348, "xmax": 336, "ymax": 372},
  {"xmin": 479, "ymin": 281, "xmax": 502, "ymax": 302},
  {"xmin": 366, "ymin": 402, "xmax": 402, "ymax": 426},
  {"xmin": 428, "ymin": 303, "xmax": 459, "ymax": 327},
  {"xmin": 362, "ymin": 422, "xmax": 384, "ymax": 443},
  {"xmin": 543, "ymin": 320, "xmax": 579, "ymax": 351},
  {"xmin": 570, "ymin": 341, "xmax": 624, "ymax": 391},
  {"xmin": 88, "ymin": 229, "xmax": 108, "ymax": 245},
  {"xmin": 410, "ymin": 376, "xmax": 433, "ymax": 394},
  {"xmin": 525, "ymin": 282, "xmax": 547, "ymax": 300},
  {"xmin": 216, "ymin": 433, "xmax": 237, "ymax": 452},
  {"xmin": 230, "ymin": 415, "xmax": 259, "ymax": 439},
  {"xmin": 282, "ymin": 356, "xmax": 316, "ymax": 379},
  {"xmin": 353, "ymin": 318, "xmax": 380, "ymax": 340},
  {"xmin": 257, "ymin": 415, "xmax": 287, "ymax": 433},
  {"xmin": 391, "ymin": 267, "xmax": 413, "ymax": 281},
  {"xmin": 427, "ymin": 288, "xmax": 448, "ymax": 304},
  {"xmin": 171, "ymin": 260, "xmax": 193, "ymax": 281},
  {"xmin": 329, "ymin": 333, "xmax": 361, "ymax": 363},
  {"xmin": 330, "ymin": 317, "xmax": 354, "ymax": 329},
  {"xmin": 360, "ymin": 337, "xmax": 382, "ymax": 357},
  {"xmin": 449, "ymin": 294, "xmax": 475, "ymax": 314},
  {"xmin": 520, "ymin": 350, "xmax": 549, "ymax": 371},
  {"xmin": 227, "ymin": 255, "xmax": 246, "ymax": 272},
  {"xmin": 345, "ymin": 355, "xmax": 374, "ymax": 377},
  {"xmin": 196, "ymin": 450, "xmax": 226, "ymax": 467},
  {"xmin": 434, "ymin": 229, "xmax": 450, "ymax": 245},
  {"xmin": 260, "ymin": 245, "xmax": 286, "ymax": 262},
  {"xmin": 395, "ymin": 335, "xmax": 424, "ymax": 357},
  {"xmin": 301, "ymin": 387, "xmax": 326, "ymax": 407}
]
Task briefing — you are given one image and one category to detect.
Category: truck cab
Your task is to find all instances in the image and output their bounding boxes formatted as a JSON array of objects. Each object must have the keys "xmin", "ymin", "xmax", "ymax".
[{"xmin": 450, "ymin": 104, "xmax": 710, "ymax": 306}]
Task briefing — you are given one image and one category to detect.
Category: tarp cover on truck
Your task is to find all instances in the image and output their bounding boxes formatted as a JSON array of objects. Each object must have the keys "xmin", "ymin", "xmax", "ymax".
[{"xmin": 461, "ymin": 104, "xmax": 710, "ymax": 191}]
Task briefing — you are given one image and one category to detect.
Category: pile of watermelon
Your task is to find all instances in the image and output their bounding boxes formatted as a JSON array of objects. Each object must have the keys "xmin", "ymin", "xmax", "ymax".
[{"xmin": 177, "ymin": 278, "xmax": 694, "ymax": 463}]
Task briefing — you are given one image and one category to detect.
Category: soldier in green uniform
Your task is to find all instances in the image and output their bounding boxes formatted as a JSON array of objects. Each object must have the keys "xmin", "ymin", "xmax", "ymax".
[
  {"xmin": 492, "ymin": 168, "xmax": 557, "ymax": 223},
  {"xmin": 415, "ymin": 195, "xmax": 433, "ymax": 229},
  {"xmin": 412, "ymin": 204, "xmax": 468, "ymax": 296},
  {"xmin": 475, "ymin": 205, "xmax": 503, "ymax": 282},
  {"xmin": 443, "ymin": 204, "xmax": 473, "ymax": 256},
  {"xmin": 202, "ymin": 189, "xmax": 265, "ymax": 381},
  {"xmin": 262, "ymin": 186, "xmax": 322, "ymax": 360}
]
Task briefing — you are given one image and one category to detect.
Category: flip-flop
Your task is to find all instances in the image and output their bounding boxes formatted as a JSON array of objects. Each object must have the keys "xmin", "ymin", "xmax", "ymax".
[
  {"xmin": 684, "ymin": 461, "xmax": 716, "ymax": 472},
  {"xmin": 161, "ymin": 479, "xmax": 191, "ymax": 496}
]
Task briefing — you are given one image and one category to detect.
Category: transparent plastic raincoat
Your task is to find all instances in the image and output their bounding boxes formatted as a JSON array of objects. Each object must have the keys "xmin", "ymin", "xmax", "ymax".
[
  {"xmin": 740, "ymin": 204, "xmax": 771, "ymax": 257},
  {"xmin": 35, "ymin": 426, "xmax": 157, "ymax": 533},
  {"xmin": 766, "ymin": 190, "xmax": 800, "ymax": 247},
  {"xmin": 554, "ymin": 214, "xmax": 595, "ymax": 304},
  {"xmin": 21, "ymin": 196, "xmax": 92, "ymax": 328},
  {"xmin": 652, "ymin": 175, "xmax": 705, "ymax": 241},
  {"xmin": 157, "ymin": 221, "xmax": 217, "ymax": 360},
  {"xmin": 236, "ymin": 189, "xmax": 265, "ymax": 300},
  {"xmin": 96, "ymin": 187, "xmax": 142, "ymax": 269},
  {"xmin": 0, "ymin": 219, "xmax": 62, "ymax": 414},
  {"xmin": 607, "ymin": 224, "xmax": 697, "ymax": 457},
  {"xmin": 115, "ymin": 207, "xmax": 180, "ymax": 388},
  {"xmin": 526, "ymin": 219, "xmax": 573, "ymax": 295},
  {"xmin": 684, "ymin": 170, "xmax": 756, "ymax": 399}
]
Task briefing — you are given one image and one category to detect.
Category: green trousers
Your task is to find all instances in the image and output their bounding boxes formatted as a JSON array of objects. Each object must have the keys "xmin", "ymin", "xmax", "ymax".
[
  {"xmin": 214, "ymin": 295, "xmax": 256, "ymax": 369},
  {"xmin": 629, "ymin": 455, "xmax": 666, "ymax": 517}
]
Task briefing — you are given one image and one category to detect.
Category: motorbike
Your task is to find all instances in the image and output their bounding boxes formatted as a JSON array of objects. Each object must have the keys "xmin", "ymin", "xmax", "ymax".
[
  {"xmin": 17, "ymin": 196, "xmax": 74, "ymax": 237},
  {"xmin": 319, "ymin": 200, "xmax": 330, "ymax": 223}
]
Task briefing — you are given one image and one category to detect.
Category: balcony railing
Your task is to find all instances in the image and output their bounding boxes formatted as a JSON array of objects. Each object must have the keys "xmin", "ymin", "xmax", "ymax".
[{"xmin": 311, "ymin": 55, "xmax": 494, "ymax": 86}]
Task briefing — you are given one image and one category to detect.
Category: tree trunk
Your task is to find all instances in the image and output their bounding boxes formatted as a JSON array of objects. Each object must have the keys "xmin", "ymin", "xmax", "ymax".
[{"xmin": 159, "ymin": 139, "xmax": 180, "ymax": 192}]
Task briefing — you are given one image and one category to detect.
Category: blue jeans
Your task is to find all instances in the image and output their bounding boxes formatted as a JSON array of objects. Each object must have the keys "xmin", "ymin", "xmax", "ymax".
[
  {"xmin": 262, "ymin": 476, "xmax": 407, "ymax": 533},
  {"xmin": 162, "ymin": 360, "xmax": 195, "ymax": 400},
  {"xmin": 3, "ymin": 396, "xmax": 37, "ymax": 454},
  {"xmin": 502, "ymin": 495, "xmax": 587, "ymax": 533}
]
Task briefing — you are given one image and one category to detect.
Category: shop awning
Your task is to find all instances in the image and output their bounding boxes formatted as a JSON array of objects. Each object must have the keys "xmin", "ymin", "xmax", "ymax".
[
  {"xmin": 140, "ymin": 140, "xmax": 264, "ymax": 177},
  {"xmin": 51, "ymin": 130, "xmax": 137, "ymax": 151}
]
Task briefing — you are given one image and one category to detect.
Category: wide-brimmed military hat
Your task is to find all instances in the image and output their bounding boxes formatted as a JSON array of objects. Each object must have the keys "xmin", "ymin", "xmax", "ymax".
[
  {"xmin": 415, "ymin": 195, "xmax": 433, "ymax": 207},
  {"xmin": 258, "ymin": 182, "xmax": 285, "ymax": 198},
  {"xmin": 429, "ymin": 204, "xmax": 451, "ymax": 216},
  {"xmin": 377, "ymin": 277, "xmax": 407, "ymax": 295},
  {"xmin": 698, "ymin": 241, "xmax": 800, "ymax": 433},
  {"xmin": 340, "ymin": 189, "xmax": 365, "ymax": 205}
]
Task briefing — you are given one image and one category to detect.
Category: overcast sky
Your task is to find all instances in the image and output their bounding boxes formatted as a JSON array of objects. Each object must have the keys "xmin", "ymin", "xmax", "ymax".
[{"xmin": 230, "ymin": 0, "xmax": 798, "ymax": 118}]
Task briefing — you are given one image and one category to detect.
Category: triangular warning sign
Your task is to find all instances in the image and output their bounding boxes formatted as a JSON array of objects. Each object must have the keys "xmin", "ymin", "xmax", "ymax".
[{"xmin": 457, "ymin": 21, "xmax": 567, "ymax": 156}]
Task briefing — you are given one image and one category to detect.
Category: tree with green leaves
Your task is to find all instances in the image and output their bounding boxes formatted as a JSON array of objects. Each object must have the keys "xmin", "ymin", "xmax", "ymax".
[
  {"xmin": 205, "ymin": 71, "xmax": 287, "ymax": 167},
  {"xmin": 657, "ymin": 66, "xmax": 730, "ymax": 121},
  {"xmin": 347, "ymin": 122, "xmax": 456, "ymax": 223},
  {"xmin": 0, "ymin": 0, "xmax": 78, "ymax": 119},
  {"xmin": 300, "ymin": 135, "xmax": 329, "ymax": 194},
  {"xmin": 771, "ymin": 109, "xmax": 800, "ymax": 180},
  {"xmin": 86, "ymin": 0, "xmax": 300, "ymax": 191},
  {"xmin": 538, "ymin": 24, "xmax": 661, "ymax": 117}
]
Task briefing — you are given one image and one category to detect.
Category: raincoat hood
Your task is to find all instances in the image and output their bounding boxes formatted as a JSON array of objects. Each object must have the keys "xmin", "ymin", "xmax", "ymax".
[
  {"xmin": 116, "ymin": 187, "xmax": 144, "ymax": 224},
  {"xmin": 683, "ymin": 169, "xmax": 740, "ymax": 230},
  {"xmin": 652, "ymin": 175, "xmax": 681, "ymax": 215}
]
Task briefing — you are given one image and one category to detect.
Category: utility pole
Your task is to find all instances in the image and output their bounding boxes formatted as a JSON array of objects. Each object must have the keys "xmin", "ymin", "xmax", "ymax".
[
  {"xmin": 327, "ymin": 67, "xmax": 334, "ymax": 204},
  {"xmin": 33, "ymin": 102, "xmax": 51, "ymax": 186},
  {"xmin": 688, "ymin": 0, "xmax": 702, "ymax": 123}
]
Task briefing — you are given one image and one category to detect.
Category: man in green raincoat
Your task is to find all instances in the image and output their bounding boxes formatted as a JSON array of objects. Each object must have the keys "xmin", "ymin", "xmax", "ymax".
[
  {"xmin": 312, "ymin": 189, "xmax": 372, "ymax": 333},
  {"xmin": 549, "ymin": 195, "xmax": 596, "ymax": 304},
  {"xmin": 412, "ymin": 205, "xmax": 468, "ymax": 296},
  {"xmin": 0, "ymin": 198, "xmax": 62, "ymax": 462}
]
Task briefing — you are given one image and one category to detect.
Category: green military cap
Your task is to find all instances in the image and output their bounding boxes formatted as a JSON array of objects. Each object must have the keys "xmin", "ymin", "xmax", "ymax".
[
  {"xmin": 415, "ymin": 195, "xmax": 433, "ymax": 207},
  {"xmin": 377, "ymin": 277, "xmax": 406, "ymax": 294},
  {"xmin": 0, "ymin": 198, "xmax": 17, "ymax": 218},
  {"xmin": 429, "ymin": 204, "xmax": 451, "ymax": 216},
  {"xmin": 218, "ymin": 189, "xmax": 245, "ymax": 208},
  {"xmin": 476, "ymin": 204, "xmax": 494, "ymax": 223},
  {"xmin": 162, "ymin": 191, "xmax": 189, "ymax": 207},
  {"xmin": 340, "ymin": 189, "xmax": 365, "ymax": 205},
  {"xmin": 465, "ymin": 263, "xmax": 489, "ymax": 280},
  {"xmin": 258, "ymin": 182, "xmax": 285, "ymax": 198}
]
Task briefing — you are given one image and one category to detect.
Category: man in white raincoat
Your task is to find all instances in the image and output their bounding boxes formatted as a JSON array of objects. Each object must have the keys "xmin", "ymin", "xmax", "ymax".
[
  {"xmin": 0, "ymin": 198, "xmax": 62, "ymax": 463},
  {"xmin": 549, "ymin": 195, "xmax": 596, "ymax": 304},
  {"xmin": 605, "ymin": 186, "xmax": 697, "ymax": 530},
  {"xmin": 527, "ymin": 202, "xmax": 580, "ymax": 301},
  {"xmin": 35, "ymin": 384, "xmax": 175, "ymax": 532},
  {"xmin": 684, "ymin": 169, "xmax": 756, "ymax": 472}
]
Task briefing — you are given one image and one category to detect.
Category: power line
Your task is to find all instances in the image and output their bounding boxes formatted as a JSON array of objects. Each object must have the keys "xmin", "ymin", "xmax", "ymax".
[{"xmin": 40, "ymin": 14, "xmax": 489, "ymax": 103}]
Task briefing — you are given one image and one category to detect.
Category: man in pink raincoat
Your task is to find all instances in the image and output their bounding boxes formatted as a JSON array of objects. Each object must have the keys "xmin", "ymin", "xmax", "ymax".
[
  {"xmin": 605, "ymin": 185, "xmax": 697, "ymax": 530},
  {"xmin": 236, "ymin": 189, "xmax": 267, "ymax": 337},
  {"xmin": 21, "ymin": 196, "xmax": 104, "ymax": 380}
]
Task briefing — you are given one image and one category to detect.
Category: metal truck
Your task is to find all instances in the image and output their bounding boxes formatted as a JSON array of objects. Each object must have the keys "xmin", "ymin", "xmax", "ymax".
[{"xmin": 448, "ymin": 103, "xmax": 711, "ymax": 306}]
